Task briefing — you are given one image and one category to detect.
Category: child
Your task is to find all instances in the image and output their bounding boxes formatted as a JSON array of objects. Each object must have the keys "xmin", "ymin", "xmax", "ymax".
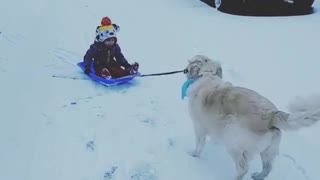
[{"xmin": 84, "ymin": 24, "xmax": 139, "ymax": 79}]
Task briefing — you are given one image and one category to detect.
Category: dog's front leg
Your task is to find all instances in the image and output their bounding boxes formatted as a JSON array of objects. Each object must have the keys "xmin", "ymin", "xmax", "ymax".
[
  {"xmin": 192, "ymin": 134, "xmax": 206, "ymax": 157},
  {"xmin": 191, "ymin": 122, "xmax": 207, "ymax": 157}
]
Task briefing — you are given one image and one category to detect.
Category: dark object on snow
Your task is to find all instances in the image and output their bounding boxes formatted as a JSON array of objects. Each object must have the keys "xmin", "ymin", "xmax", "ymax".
[
  {"xmin": 200, "ymin": 0, "xmax": 315, "ymax": 16},
  {"xmin": 86, "ymin": 140, "xmax": 95, "ymax": 151},
  {"xmin": 104, "ymin": 166, "xmax": 118, "ymax": 179}
]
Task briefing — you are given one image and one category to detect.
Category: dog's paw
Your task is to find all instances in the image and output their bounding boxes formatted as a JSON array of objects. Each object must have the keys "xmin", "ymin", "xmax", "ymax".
[{"xmin": 251, "ymin": 172, "xmax": 265, "ymax": 180}]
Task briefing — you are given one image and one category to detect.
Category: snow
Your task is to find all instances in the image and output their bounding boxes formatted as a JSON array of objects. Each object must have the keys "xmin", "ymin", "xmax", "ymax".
[{"xmin": 1, "ymin": 0, "xmax": 320, "ymax": 179}]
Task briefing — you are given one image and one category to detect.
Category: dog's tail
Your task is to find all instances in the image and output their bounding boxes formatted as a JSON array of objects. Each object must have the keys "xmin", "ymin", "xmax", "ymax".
[{"xmin": 270, "ymin": 95, "xmax": 320, "ymax": 130}]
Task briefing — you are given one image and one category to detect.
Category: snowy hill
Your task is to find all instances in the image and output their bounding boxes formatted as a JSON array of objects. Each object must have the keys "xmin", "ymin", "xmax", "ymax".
[{"xmin": 1, "ymin": 0, "xmax": 320, "ymax": 179}]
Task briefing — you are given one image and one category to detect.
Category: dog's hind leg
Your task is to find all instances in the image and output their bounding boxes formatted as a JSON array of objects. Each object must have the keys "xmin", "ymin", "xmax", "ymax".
[
  {"xmin": 229, "ymin": 150, "xmax": 250, "ymax": 180},
  {"xmin": 252, "ymin": 128, "xmax": 282, "ymax": 180},
  {"xmin": 191, "ymin": 122, "xmax": 207, "ymax": 157}
]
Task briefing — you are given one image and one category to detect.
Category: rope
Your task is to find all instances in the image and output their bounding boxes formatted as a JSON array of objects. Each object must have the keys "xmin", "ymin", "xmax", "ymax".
[
  {"xmin": 52, "ymin": 69, "xmax": 186, "ymax": 80},
  {"xmin": 139, "ymin": 70, "xmax": 185, "ymax": 77}
]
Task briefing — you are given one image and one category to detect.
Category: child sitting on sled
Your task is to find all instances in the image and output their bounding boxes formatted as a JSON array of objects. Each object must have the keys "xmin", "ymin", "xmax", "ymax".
[{"xmin": 83, "ymin": 21, "xmax": 139, "ymax": 79}]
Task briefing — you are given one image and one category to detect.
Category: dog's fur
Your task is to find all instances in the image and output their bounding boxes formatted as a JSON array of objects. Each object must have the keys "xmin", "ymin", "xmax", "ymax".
[{"xmin": 185, "ymin": 55, "xmax": 320, "ymax": 180}]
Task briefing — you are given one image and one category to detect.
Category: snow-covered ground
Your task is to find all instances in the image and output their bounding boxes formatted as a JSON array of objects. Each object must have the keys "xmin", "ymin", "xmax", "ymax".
[{"xmin": 1, "ymin": 0, "xmax": 320, "ymax": 179}]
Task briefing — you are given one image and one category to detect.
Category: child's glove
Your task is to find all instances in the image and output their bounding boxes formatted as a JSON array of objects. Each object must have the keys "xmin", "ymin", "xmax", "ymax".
[
  {"xmin": 84, "ymin": 68, "xmax": 91, "ymax": 75},
  {"xmin": 129, "ymin": 62, "xmax": 139, "ymax": 74}
]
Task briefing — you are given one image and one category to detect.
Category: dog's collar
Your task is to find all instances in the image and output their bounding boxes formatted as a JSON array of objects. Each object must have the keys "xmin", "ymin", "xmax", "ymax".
[{"xmin": 181, "ymin": 78, "xmax": 199, "ymax": 99}]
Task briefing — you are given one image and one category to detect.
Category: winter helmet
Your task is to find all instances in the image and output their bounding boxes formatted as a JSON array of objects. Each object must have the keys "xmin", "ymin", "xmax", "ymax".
[
  {"xmin": 101, "ymin": 17, "xmax": 112, "ymax": 26},
  {"xmin": 96, "ymin": 25, "xmax": 117, "ymax": 42}
]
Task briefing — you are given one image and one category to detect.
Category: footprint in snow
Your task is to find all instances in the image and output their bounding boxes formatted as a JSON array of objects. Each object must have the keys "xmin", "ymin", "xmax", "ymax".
[
  {"xmin": 129, "ymin": 162, "xmax": 158, "ymax": 180},
  {"xmin": 140, "ymin": 118, "xmax": 156, "ymax": 127},
  {"xmin": 281, "ymin": 154, "xmax": 311, "ymax": 180},
  {"xmin": 167, "ymin": 138, "xmax": 176, "ymax": 147},
  {"xmin": 104, "ymin": 165, "xmax": 118, "ymax": 179},
  {"xmin": 86, "ymin": 140, "xmax": 95, "ymax": 151}
]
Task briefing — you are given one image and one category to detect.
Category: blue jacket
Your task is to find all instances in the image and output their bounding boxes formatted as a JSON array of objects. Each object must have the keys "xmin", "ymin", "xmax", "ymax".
[{"xmin": 83, "ymin": 42, "xmax": 131, "ymax": 70}]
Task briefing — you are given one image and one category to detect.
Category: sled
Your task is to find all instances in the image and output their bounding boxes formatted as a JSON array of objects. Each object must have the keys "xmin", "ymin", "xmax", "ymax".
[{"xmin": 77, "ymin": 62, "xmax": 139, "ymax": 86}]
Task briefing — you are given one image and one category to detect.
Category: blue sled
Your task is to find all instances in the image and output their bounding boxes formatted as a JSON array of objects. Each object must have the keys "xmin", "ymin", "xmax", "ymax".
[{"xmin": 77, "ymin": 62, "xmax": 139, "ymax": 86}]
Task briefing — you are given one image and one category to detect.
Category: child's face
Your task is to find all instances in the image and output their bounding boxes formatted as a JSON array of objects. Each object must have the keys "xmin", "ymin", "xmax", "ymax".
[{"xmin": 104, "ymin": 38, "xmax": 115, "ymax": 47}]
